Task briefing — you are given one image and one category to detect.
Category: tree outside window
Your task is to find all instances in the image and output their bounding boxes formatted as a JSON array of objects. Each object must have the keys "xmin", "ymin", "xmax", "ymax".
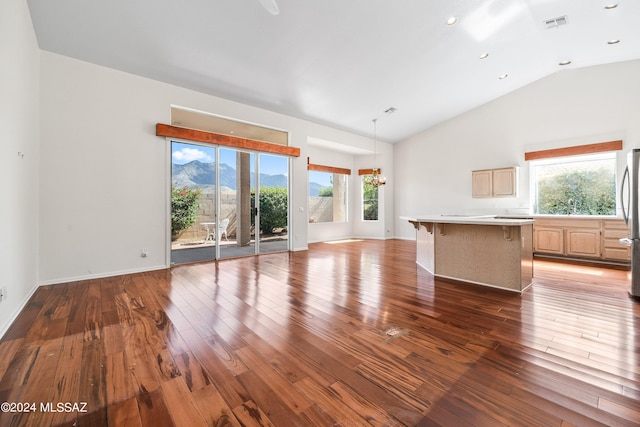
[
  {"xmin": 531, "ymin": 153, "xmax": 616, "ymax": 215},
  {"xmin": 362, "ymin": 175, "xmax": 379, "ymax": 221}
]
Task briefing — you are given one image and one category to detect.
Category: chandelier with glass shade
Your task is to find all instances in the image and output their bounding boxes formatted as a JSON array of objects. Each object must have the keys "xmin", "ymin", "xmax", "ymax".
[{"xmin": 368, "ymin": 118, "xmax": 386, "ymax": 187}]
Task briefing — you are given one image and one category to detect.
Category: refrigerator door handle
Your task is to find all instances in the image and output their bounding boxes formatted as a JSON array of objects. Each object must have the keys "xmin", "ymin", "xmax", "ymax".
[
  {"xmin": 621, "ymin": 166, "xmax": 630, "ymax": 224},
  {"xmin": 619, "ymin": 237, "xmax": 633, "ymax": 246}
]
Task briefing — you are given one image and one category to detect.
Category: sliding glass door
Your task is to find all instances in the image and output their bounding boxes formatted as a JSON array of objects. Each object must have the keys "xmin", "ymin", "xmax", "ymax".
[
  {"xmin": 257, "ymin": 153, "xmax": 289, "ymax": 254},
  {"xmin": 170, "ymin": 142, "xmax": 217, "ymax": 264},
  {"xmin": 218, "ymin": 147, "xmax": 257, "ymax": 259},
  {"xmin": 170, "ymin": 142, "xmax": 289, "ymax": 264}
]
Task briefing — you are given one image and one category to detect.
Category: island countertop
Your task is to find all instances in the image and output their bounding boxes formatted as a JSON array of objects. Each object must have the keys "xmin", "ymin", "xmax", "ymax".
[
  {"xmin": 400, "ymin": 215, "xmax": 535, "ymax": 226},
  {"xmin": 401, "ymin": 215, "xmax": 534, "ymax": 292}
]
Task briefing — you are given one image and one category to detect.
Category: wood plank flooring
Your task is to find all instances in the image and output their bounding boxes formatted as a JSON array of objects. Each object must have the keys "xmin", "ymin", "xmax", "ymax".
[{"xmin": 0, "ymin": 239, "xmax": 639, "ymax": 426}]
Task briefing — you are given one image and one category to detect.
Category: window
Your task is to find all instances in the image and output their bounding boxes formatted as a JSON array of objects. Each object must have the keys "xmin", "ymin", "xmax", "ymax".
[
  {"xmin": 362, "ymin": 175, "xmax": 379, "ymax": 221},
  {"xmin": 308, "ymin": 171, "xmax": 348, "ymax": 223},
  {"xmin": 531, "ymin": 152, "xmax": 617, "ymax": 215}
]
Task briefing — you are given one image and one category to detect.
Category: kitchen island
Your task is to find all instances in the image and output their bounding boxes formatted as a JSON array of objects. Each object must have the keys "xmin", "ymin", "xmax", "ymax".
[{"xmin": 401, "ymin": 215, "xmax": 535, "ymax": 292}]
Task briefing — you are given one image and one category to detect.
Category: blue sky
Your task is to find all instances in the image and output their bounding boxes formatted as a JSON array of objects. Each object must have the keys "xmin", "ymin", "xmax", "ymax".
[
  {"xmin": 308, "ymin": 171, "xmax": 332, "ymax": 187},
  {"xmin": 171, "ymin": 142, "xmax": 334, "ymax": 186},
  {"xmin": 171, "ymin": 142, "xmax": 288, "ymax": 176}
]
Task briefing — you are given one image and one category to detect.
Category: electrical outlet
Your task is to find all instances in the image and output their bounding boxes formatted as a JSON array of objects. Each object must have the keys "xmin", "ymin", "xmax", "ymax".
[{"xmin": 141, "ymin": 248, "xmax": 148, "ymax": 258}]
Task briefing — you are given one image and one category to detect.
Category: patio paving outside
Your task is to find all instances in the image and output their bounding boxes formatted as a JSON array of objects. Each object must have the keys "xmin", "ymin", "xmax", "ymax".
[{"xmin": 171, "ymin": 234, "xmax": 288, "ymax": 264}]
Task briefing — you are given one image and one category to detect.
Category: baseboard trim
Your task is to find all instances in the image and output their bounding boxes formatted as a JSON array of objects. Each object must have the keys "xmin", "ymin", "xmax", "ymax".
[
  {"xmin": 0, "ymin": 282, "xmax": 39, "ymax": 340},
  {"xmin": 534, "ymin": 254, "xmax": 631, "ymax": 271},
  {"xmin": 37, "ymin": 264, "xmax": 169, "ymax": 287}
]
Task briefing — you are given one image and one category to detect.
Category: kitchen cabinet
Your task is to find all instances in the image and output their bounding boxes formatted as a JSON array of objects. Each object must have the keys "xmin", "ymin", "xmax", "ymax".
[
  {"xmin": 472, "ymin": 167, "xmax": 517, "ymax": 198},
  {"xmin": 533, "ymin": 227, "xmax": 564, "ymax": 255},
  {"xmin": 471, "ymin": 170, "xmax": 492, "ymax": 198},
  {"xmin": 492, "ymin": 168, "xmax": 517, "ymax": 197},
  {"xmin": 566, "ymin": 228, "xmax": 601, "ymax": 258},
  {"xmin": 602, "ymin": 220, "xmax": 631, "ymax": 261},
  {"xmin": 533, "ymin": 218, "xmax": 629, "ymax": 264}
]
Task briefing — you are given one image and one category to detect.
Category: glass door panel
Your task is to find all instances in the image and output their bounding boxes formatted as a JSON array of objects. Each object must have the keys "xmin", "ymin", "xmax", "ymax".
[
  {"xmin": 219, "ymin": 148, "xmax": 256, "ymax": 259},
  {"xmin": 257, "ymin": 153, "xmax": 289, "ymax": 254},
  {"xmin": 169, "ymin": 144, "xmax": 289, "ymax": 262},
  {"xmin": 170, "ymin": 141, "xmax": 216, "ymax": 264}
]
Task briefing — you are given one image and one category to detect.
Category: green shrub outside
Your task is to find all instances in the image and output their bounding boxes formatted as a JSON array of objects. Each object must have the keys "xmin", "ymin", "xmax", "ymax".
[
  {"xmin": 253, "ymin": 186, "xmax": 288, "ymax": 233},
  {"xmin": 362, "ymin": 177, "xmax": 379, "ymax": 221},
  {"xmin": 171, "ymin": 186, "xmax": 201, "ymax": 240},
  {"xmin": 318, "ymin": 186, "xmax": 333, "ymax": 197}
]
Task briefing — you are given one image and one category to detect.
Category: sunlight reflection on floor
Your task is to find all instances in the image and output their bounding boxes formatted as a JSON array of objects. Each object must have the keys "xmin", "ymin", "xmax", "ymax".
[
  {"xmin": 536, "ymin": 260, "xmax": 607, "ymax": 276},
  {"xmin": 324, "ymin": 239, "xmax": 364, "ymax": 245}
]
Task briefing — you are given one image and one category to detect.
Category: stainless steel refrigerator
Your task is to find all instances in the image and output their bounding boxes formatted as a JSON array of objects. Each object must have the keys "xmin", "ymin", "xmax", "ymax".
[{"xmin": 620, "ymin": 148, "xmax": 640, "ymax": 297}]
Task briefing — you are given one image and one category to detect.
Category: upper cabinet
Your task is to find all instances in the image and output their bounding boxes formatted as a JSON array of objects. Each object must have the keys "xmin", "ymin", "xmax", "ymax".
[
  {"xmin": 472, "ymin": 167, "xmax": 518, "ymax": 198},
  {"xmin": 471, "ymin": 170, "xmax": 492, "ymax": 198}
]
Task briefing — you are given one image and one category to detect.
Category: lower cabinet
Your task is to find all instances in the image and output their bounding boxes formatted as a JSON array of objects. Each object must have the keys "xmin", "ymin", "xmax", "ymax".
[
  {"xmin": 533, "ymin": 227, "xmax": 564, "ymax": 255},
  {"xmin": 533, "ymin": 218, "xmax": 629, "ymax": 263},
  {"xmin": 565, "ymin": 228, "xmax": 601, "ymax": 258},
  {"xmin": 602, "ymin": 220, "xmax": 632, "ymax": 262}
]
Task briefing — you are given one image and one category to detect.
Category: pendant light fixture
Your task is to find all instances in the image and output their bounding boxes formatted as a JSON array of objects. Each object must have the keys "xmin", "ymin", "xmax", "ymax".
[{"xmin": 371, "ymin": 118, "xmax": 386, "ymax": 187}]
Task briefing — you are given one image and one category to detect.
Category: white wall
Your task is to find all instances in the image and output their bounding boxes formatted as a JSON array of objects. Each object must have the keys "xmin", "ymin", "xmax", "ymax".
[
  {"xmin": 0, "ymin": 0, "xmax": 40, "ymax": 337},
  {"xmin": 38, "ymin": 51, "xmax": 387, "ymax": 284},
  {"xmin": 394, "ymin": 59, "xmax": 640, "ymax": 240}
]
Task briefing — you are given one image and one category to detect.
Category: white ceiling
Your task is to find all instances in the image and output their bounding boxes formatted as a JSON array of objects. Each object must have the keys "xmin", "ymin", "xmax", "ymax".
[{"xmin": 26, "ymin": 0, "xmax": 640, "ymax": 143}]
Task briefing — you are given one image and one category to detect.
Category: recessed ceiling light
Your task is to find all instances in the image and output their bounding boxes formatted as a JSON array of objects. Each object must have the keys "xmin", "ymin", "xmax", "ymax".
[
  {"xmin": 446, "ymin": 16, "xmax": 458, "ymax": 26},
  {"xmin": 499, "ymin": 74, "xmax": 508, "ymax": 80},
  {"xmin": 604, "ymin": 4, "xmax": 618, "ymax": 9},
  {"xmin": 608, "ymin": 39, "xmax": 620, "ymax": 44},
  {"xmin": 479, "ymin": 53, "xmax": 489, "ymax": 59},
  {"xmin": 559, "ymin": 60, "xmax": 572, "ymax": 66}
]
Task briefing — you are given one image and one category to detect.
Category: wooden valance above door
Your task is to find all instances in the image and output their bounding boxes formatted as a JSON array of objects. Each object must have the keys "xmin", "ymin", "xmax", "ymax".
[
  {"xmin": 524, "ymin": 140, "xmax": 622, "ymax": 161},
  {"xmin": 358, "ymin": 168, "xmax": 382, "ymax": 175},
  {"xmin": 307, "ymin": 158, "xmax": 351, "ymax": 175},
  {"xmin": 156, "ymin": 123, "xmax": 301, "ymax": 157}
]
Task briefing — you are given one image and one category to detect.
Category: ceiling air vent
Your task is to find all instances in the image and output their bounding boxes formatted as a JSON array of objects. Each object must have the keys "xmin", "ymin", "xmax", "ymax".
[{"xmin": 545, "ymin": 15, "xmax": 568, "ymax": 29}]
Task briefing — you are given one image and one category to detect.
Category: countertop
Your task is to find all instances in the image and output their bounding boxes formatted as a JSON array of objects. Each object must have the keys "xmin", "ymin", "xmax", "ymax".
[{"xmin": 400, "ymin": 215, "xmax": 535, "ymax": 226}]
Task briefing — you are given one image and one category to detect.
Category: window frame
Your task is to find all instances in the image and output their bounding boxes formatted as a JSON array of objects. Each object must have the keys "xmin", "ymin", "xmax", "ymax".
[
  {"xmin": 529, "ymin": 151, "xmax": 618, "ymax": 216},
  {"xmin": 307, "ymin": 162, "xmax": 350, "ymax": 224},
  {"xmin": 361, "ymin": 174, "xmax": 380, "ymax": 222}
]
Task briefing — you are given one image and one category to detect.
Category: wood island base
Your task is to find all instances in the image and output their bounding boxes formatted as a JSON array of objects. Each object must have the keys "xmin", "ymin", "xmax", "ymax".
[{"xmin": 403, "ymin": 216, "xmax": 535, "ymax": 293}]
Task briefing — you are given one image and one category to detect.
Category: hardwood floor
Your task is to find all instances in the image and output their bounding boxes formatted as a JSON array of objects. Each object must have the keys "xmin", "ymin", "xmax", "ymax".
[{"xmin": 0, "ymin": 239, "xmax": 639, "ymax": 426}]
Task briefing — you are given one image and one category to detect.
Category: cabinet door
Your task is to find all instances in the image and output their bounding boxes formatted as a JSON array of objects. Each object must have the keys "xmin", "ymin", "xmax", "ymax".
[
  {"xmin": 603, "ymin": 245, "xmax": 631, "ymax": 262},
  {"xmin": 492, "ymin": 168, "xmax": 517, "ymax": 197},
  {"xmin": 472, "ymin": 170, "xmax": 492, "ymax": 198},
  {"xmin": 566, "ymin": 228, "xmax": 600, "ymax": 258},
  {"xmin": 534, "ymin": 227, "xmax": 564, "ymax": 255},
  {"xmin": 602, "ymin": 220, "xmax": 631, "ymax": 261}
]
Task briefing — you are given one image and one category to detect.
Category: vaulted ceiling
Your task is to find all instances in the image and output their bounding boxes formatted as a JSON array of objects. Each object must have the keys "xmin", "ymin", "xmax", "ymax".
[{"xmin": 27, "ymin": 0, "xmax": 640, "ymax": 143}]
